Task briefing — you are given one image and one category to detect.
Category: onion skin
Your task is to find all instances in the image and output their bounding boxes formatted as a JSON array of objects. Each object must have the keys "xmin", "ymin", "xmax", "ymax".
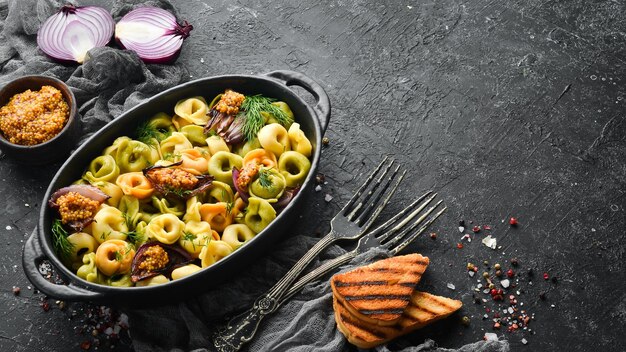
[
  {"xmin": 232, "ymin": 167, "xmax": 250, "ymax": 203},
  {"xmin": 273, "ymin": 187, "xmax": 300, "ymax": 214},
  {"xmin": 37, "ymin": 5, "xmax": 115, "ymax": 64}
]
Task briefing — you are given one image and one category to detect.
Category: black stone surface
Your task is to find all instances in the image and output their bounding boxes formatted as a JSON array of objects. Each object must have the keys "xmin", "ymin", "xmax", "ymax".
[{"xmin": 1, "ymin": 0, "xmax": 625, "ymax": 351}]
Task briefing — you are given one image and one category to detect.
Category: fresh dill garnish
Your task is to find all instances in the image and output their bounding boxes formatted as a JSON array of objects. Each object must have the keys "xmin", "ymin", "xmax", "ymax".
[
  {"xmin": 182, "ymin": 231, "xmax": 199, "ymax": 251},
  {"xmin": 124, "ymin": 230, "xmax": 145, "ymax": 245},
  {"xmin": 225, "ymin": 201, "xmax": 234, "ymax": 215},
  {"xmin": 240, "ymin": 95, "xmax": 293, "ymax": 141},
  {"xmin": 51, "ymin": 219, "xmax": 73, "ymax": 261},
  {"xmin": 136, "ymin": 121, "xmax": 170, "ymax": 147},
  {"xmin": 163, "ymin": 186, "xmax": 193, "ymax": 198},
  {"xmin": 122, "ymin": 212, "xmax": 134, "ymax": 230},
  {"xmin": 114, "ymin": 250, "xmax": 123, "ymax": 262},
  {"xmin": 257, "ymin": 168, "xmax": 273, "ymax": 189}
]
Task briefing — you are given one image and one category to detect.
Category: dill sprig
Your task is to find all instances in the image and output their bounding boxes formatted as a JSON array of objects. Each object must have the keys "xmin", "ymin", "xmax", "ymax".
[
  {"xmin": 241, "ymin": 95, "xmax": 292, "ymax": 141},
  {"xmin": 182, "ymin": 231, "xmax": 198, "ymax": 251},
  {"xmin": 257, "ymin": 168, "xmax": 273, "ymax": 189},
  {"xmin": 225, "ymin": 201, "xmax": 234, "ymax": 215},
  {"xmin": 136, "ymin": 122, "xmax": 170, "ymax": 147},
  {"xmin": 163, "ymin": 186, "xmax": 193, "ymax": 198},
  {"xmin": 124, "ymin": 230, "xmax": 145, "ymax": 245},
  {"xmin": 51, "ymin": 219, "xmax": 73, "ymax": 261}
]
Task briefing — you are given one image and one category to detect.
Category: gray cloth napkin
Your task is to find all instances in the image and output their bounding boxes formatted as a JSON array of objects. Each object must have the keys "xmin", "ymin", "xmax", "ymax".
[
  {"xmin": 1, "ymin": 1, "xmax": 509, "ymax": 351},
  {"xmin": 127, "ymin": 235, "xmax": 509, "ymax": 352}
]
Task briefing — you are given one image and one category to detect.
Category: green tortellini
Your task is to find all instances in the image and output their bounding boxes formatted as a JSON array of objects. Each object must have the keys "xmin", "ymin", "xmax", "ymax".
[
  {"xmin": 83, "ymin": 155, "xmax": 120, "ymax": 183},
  {"xmin": 208, "ymin": 151, "xmax": 243, "ymax": 186},
  {"xmin": 244, "ymin": 198, "xmax": 276, "ymax": 233},
  {"xmin": 152, "ymin": 196, "xmax": 185, "ymax": 217},
  {"xmin": 106, "ymin": 274, "xmax": 133, "ymax": 287},
  {"xmin": 249, "ymin": 167, "xmax": 286, "ymax": 202},
  {"xmin": 181, "ymin": 125, "xmax": 208, "ymax": 146},
  {"xmin": 201, "ymin": 181, "xmax": 234, "ymax": 204},
  {"xmin": 278, "ymin": 151, "xmax": 311, "ymax": 187},
  {"xmin": 77, "ymin": 252, "xmax": 101, "ymax": 283},
  {"xmin": 221, "ymin": 224, "xmax": 255, "ymax": 250},
  {"xmin": 106, "ymin": 137, "xmax": 159, "ymax": 173}
]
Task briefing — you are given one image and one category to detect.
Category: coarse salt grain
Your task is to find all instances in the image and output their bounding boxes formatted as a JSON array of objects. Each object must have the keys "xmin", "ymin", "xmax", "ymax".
[
  {"xmin": 484, "ymin": 333, "xmax": 498, "ymax": 341},
  {"xmin": 324, "ymin": 194, "xmax": 333, "ymax": 202},
  {"xmin": 522, "ymin": 338, "xmax": 528, "ymax": 345},
  {"xmin": 458, "ymin": 226, "xmax": 465, "ymax": 233},
  {"xmin": 469, "ymin": 271, "xmax": 475, "ymax": 277},
  {"xmin": 447, "ymin": 283, "xmax": 456, "ymax": 290},
  {"xmin": 508, "ymin": 307, "xmax": 514, "ymax": 314},
  {"xmin": 500, "ymin": 279, "xmax": 510, "ymax": 288},
  {"xmin": 482, "ymin": 235, "xmax": 497, "ymax": 249},
  {"xmin": 315, "ymin": 185, "xmax": 322, "ymax": 192}
]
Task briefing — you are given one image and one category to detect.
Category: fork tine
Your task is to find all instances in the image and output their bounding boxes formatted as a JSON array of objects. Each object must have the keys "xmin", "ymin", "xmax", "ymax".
[
  {"xmin": 355, "ymin": 166, "xmax": 404, "ymax": 227},
  {"xmin": 341, "ymin": 156, "xmax": 390, "ymax": 216},
  {"xmin": 374, "ymin": 193, "xmax": 438, "ymax": 243},
  {"xmin": 387, "ymin": 205, "xmax": 447, "ymax": 255},
  {"xmin": 346, "ymin": 159, "xmax": 395, "ymax": 220},
  {"xmin": 382, "ymin": 199, "xmax": 443, "ymax": 248},
  {"xmin": 363, "ymin": 190, "xmax": 434, "ymax": 238}
]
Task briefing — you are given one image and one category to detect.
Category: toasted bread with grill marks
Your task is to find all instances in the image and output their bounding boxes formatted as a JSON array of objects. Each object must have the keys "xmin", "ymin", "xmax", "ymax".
[
  {"xmin": 330, "ymin": 254, "xmax": 429, "ymax": 326},
  {"xmin": 333, "ymin": 291, "xmax": 463, "ymax": 349}
]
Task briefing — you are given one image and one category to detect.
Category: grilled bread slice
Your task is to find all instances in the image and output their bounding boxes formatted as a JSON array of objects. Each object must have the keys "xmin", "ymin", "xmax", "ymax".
[
  {"xmin": 334, "ymin": 291, "xmax": 463, "ymax": 349},
  {"xmin": 330, "ymin": 254, "xmax": 429, "ymax": 326}
]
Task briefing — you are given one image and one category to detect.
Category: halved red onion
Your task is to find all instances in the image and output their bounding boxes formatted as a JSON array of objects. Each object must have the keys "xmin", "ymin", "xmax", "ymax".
[
  {"xmin": 273, "ymin": 187, "xmax": 300, "ymax": 214},
  {"xmin": 232, "ymin": 167, "xmax": 250, "ymax": 203},
  {"xmin": 48, "ymin": 185, "xmax": 111, "ymax": 231},
  {"xmin": 115, "ymin": 7, "xmax": 193, "ymax": 64},
  {"xmin": 37, "ymin": 5, "xmax": 114, "ymax": 64},
  {"xmin": 131, "ymin": 242, "xmax": 193, "ymax": 282}
]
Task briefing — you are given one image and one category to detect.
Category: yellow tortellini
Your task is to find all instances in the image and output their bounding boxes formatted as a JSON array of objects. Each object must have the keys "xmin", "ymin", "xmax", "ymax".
[
  {"xmin": 171, "ymin": 264, "xmax": 202, "ymax": 280},
  {"xmin": 221, "ymin": 224, "xmax": 255, "ymax": 250},
  {"xmin": 91, "ymin": 205, "xmax": 129, "ymax": 243},
  {"xmin": 135, "ymin": 274, "xmax": 170, "ymax": 286},
  {"xmin": 287, "ymin": 123, "xmax": 312, "ymax": 157},
  {"xmin": 258, "ymin": 123, "xmax": 290, "ymax": 157},
  {"xmin": 174, "ymin": 96, "xmax": 209, "ymax": 125},
  {"xmin": 66, "ymin": 232, "xmax": 98, "ymax": 269},
  {"xmin": 199, "ymin": 240, "xmax": 233, "ymax": 268},
  {"xmin": 55, "ymin": 91, "xmax": 314, "ymax": 287},
  {"xmin": 146, "ymin": 213, "xmax": 185, "ymax": 244}
]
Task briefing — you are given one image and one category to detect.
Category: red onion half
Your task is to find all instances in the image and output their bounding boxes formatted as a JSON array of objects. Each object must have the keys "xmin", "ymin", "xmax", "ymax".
[
  {"xmin": 115, "ymin": 7, "xmax": 193, "ymax": 64},
  {"xmin": 37, "ymin": 5, "xmax": 115, "ymax": 64}
]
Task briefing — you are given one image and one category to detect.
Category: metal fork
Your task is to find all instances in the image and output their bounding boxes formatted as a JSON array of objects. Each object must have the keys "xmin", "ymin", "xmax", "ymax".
[
  {"xmin": 213, "ymin": 157, "xmax": 406, "ymax": 351},
  {"xmin": 281, "ymin": 199, "xmax": 446, "ymax": 304}
]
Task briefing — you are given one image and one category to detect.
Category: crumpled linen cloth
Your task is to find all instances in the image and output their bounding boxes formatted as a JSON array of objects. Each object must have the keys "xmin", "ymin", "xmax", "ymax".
[
  {"xmin": 127, "ymin": 235, "xmax": 509, "ymax": 352},
  {"xmin": 1, "ymin": 1, "xmax": 509, "ymax": 351},
  {"xmin": 0, "ymin": 0, "xmax": 185, "ymax": 144}
]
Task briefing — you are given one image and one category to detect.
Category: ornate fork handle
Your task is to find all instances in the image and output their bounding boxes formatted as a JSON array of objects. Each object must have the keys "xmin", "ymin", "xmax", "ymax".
[{"xmin": 213, "ymin": 234, "xmax": 337, "ymax": 352}]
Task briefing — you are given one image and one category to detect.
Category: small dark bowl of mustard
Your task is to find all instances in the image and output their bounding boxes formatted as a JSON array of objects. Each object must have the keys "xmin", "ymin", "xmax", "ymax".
[{"xmin": 0, "ymin": 75, "xmax": 80, "ymax": 165}]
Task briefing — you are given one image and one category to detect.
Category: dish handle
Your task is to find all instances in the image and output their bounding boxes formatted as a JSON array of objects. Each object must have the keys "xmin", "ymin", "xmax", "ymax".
[
  {"xmin": 264, "ymin": 70, "xmax": 331, "ymax": 134},
  {"xmin": 23, "ymin": 228, "xmax": 104, "ymax": 301}
]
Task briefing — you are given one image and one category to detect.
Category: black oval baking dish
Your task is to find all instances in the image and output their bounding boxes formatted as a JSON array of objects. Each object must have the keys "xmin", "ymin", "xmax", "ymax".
[{"xmin": 22, "ymin": 70, "xmax": 331, "ymax": 306}]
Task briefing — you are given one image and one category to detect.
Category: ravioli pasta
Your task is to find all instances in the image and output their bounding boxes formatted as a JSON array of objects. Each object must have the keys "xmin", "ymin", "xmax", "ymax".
[{"xmin": 50, "ymin": 90, "xmax": 314, "ymax": 287}]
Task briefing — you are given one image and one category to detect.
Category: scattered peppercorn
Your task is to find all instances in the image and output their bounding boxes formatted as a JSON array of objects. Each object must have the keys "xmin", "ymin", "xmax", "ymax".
[
  {"xmin": 507, "ymin": 269, "xmax": 515, "ymax": 278},
  {"xmin": 12, "ymin": 286, "xmax": 20, "ymax": 295},
  {"xmin": 322, "ymin": 137, "xmax": 330, "ymax": 145},
  {"xmin": 539, "ymin": 292, "xmax": 546, "ymax": 300},
  {"xmin": 483, "ymin": 272, "xmax": 490, "ymax": 279},
  {"xmin": 543, "ymin": 272, "xmax": 549, "ymax": 280},
  {"xmin": 429, "ymin": 232, "xmax": 437, "ymax": 240},
  {"xmin": 509, "ymin": 217, "xmax": 518, "ymax": 226},
  {"xmin": 472, "ymin": 225, "xmax": 481, "ymax": 233},
  {"xmin": 80, "ymin": 340, "xmax": 91, "ymax": 350},
  {"xmin": 456, "ymin": 243, "xmax": 463, "ymax": 249},
  {"xmin": 495, "ymin": 270, "xmax": 502, "ymax": 277},
  {"xmin": 459, "ymin": 220, "xmax": 465, "ymax": 226},
  {"xmin": 483, "ymin": 260, "xmax": 489, "ymax": 266},
  {"xmin": 510, "ymin": 258, "xmax": 519, "ymax": 266},
  {"xmin": 494, "ymin": 263, "xmax": 501, "ymax": 270},
  {"xmin": 41, "ymin": 300, "xmax": 50, "ymax": 312},
  {"xmin": 315, "ymin": 173, "xmax": 325, "ymax": 184},
  {"xmin": 527, "ymin": 268, "xmax": 534, "ymax": 277},
  {"xmin": 551, "ymin": 276, "xmax": 558, "ymax": 284},
  {"xmin": 493, "ymin": 322, "xmax": 501, "ymax": 329},
  {"xmin": 461, "ymin": 316, "xmax": 471, "ymax": 326}
]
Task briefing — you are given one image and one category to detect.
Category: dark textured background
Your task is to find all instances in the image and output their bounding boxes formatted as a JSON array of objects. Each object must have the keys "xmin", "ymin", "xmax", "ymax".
[{"xmin": 1, "ymin": 0, "xmax": 625, "ymax": 351}]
